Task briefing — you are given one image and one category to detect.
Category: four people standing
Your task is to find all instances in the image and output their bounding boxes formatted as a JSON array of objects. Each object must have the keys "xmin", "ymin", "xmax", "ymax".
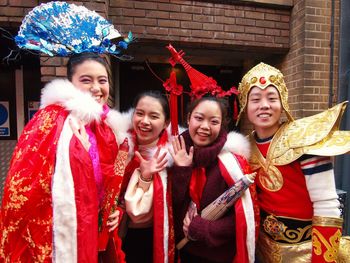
[{"xmin": 0, "ymin": 2, "xmax": 349, "ymax": 262}]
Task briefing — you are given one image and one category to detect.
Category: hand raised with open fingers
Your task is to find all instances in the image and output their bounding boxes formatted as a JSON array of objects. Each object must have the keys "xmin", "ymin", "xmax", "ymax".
[
  {"xmin": 170, "ymin": 135, "xmax": 193, "ymax": 167},
  {"xmin": 135, "ymin": 146, "xmax": 168, "ymax": 181},
  {"xmin": 69, "ymin": 118, "xmax": 91, "ymax": 152}
]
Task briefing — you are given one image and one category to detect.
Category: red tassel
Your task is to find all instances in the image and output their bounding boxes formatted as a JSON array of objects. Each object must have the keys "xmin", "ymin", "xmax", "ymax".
[{"xmin": 163, "ymin": 70, "xmax": 182, "ymax": 136}]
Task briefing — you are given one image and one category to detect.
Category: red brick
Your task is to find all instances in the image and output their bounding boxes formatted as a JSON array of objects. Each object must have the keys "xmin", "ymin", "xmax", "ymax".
[
  {"xmin": 307, "ymin": 31, "xmax": 326, "ymax": 39},
  {"xmin": 181, "ymin": 5, "xmax": 202, "ymax": 14},
  {"xmin": 275, "ymin": 22, "xmax": 289, "ymax": 29},
  {"xmin": 112, "ymin": 16, "xmax": 134, "ymax": 25},
  {"xmin": 56, "ymin": 67, "xmax": 67, "ymax": 77},
  {"xmin": 168, "ymin": 28, "xmax": 191, "ymax": 37},
  {"xmin": 122, "ymin": 8, "xmax": 145, "ymax": 17},
  {"xmin": 245, "ymin": 11, "xmax": 264, "ymax": 20},
  {"xmin": 110, "ymin": 0, "xmax": 133, "ymax": 8},
  {"xmin": 255, "ymin": 35, "xmax": 274, "ymax": 43},
  {"xmin": 170, "ymin": 12, "xmax": 192, "ymax": 21},
  {"xmin": 203, "ymin": 7, "xmax": 224, "ymax": 16},
  {"xmin": 191, "ymin": 29, "xmax": 214, "ymax": 39},
  {"xmin": 265, "ymin": 13, "xmax": 281, "ymax": 21},
  {"xmin": 280, "ymin": 15, "xmax": 290, "ymax": 22},
  {"xmin": 214, "ymin": 16, "xmax": 235, "ymax": 25},
  {"xmin": 203, "ymin": 23, "xmax": 223, "ymax": 31},
  {"xmin": 0, "ymin": 6, "xmax": 24, "ymax": 16},
  {"xmin": 8, "ymin": 0, "xmax": 35, "ymax": 7},
  {"xmin": 134, "ymin": 18, "xmax": 157, "ymax": 26},
  {"xmin": 126, "ymin": 25, "xmax": 145, "ymax": 34},
  {"xmin": 265, "ymin": 28, "xmax": 281, "ymax": 36},
  {"xmin": 40, "ymin": 67, "xmax": 55, "ymax": 76},
  {"xmin": 224, "ymin": 9, "xmax": 244, "ymax": 18},
  {"xmin": 40, "ymin": 57, "xmax": 63, "ymax": 67},
  {"xmin": 0, "ymin": 0, "xmax": 8, "ymax": 6},
  {"xmin": 158, "ymin": 19, "xmax": 179, "ymax": 28},
  {"xmin": 180, "ymin": 21, "xmax": 202, "ymax": 30},
  {"xmin": 146, "ymin": 10, "xmax": 169, "ymax": 19},
  {"xmin": 8, "ymin": 16, "xmax": 23, "ymax": 22},
  {"xmin": 145, "ymin": 27, "xmax": 169, "ymax": 35},
  {"xmin": 235, "ymin": 33, "xmax": 255, "ymax": 41},
  {"xmin": 307, "ymin": 15, "xmax": 326, "ymax": 24},
  {"xmin": 158, "ymin": 3, "xmax": 180, "ymax": 12},
  {"xmin": 213, "ymin": 31, "xmax": 234, "ymax": 40},
  {"xmin": 256, "ymin": 20, "xmax": 275, "ymax": 28},
  {"xmin": 109, "ymin": 7, "xmax": 122, "ymax": 16},
  {"xmin": 224, "ymin": 24, "xmax": 244, "ymax": 33},
  {"xmin": 193, "ymin": 14, "xmax": 213, "ymax": 23},
  {"xmin": 245, "ymin": 27, "xmax": 264, "ymax": 34},
  {"xmin": 236, "ymin": 18, "xmax": 255, "ymax": 26},
  {"xmin": 134, "ymin": 1, "xmax": 157, "ymax": 10}
]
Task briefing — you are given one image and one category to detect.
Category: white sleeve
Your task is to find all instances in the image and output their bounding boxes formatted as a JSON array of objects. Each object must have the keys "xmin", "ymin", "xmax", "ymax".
[
  {"xmin": 124, "ymin": 168, "xmax": 154, "ymax": 223},
  {"xmin": 302, "ymin": 157, "xmax": 340, "ymax": 217}
]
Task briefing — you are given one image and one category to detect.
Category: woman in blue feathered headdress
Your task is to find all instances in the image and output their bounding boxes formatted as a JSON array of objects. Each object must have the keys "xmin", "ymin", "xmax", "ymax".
[{"xmin": 0, "ymin": 2, "xmax": 133, "ymax": 262}]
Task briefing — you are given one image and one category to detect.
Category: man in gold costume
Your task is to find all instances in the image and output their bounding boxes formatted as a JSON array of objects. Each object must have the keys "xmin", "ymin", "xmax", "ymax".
[{"xmin": 237, "ymin": 62, "xmax": 350, "ymax": 262}]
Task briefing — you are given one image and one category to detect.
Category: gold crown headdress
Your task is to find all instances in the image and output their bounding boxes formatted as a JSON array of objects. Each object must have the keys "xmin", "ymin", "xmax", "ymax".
[{"xmin": 237, "ymin": 62, "xmax": 293, "ymax": 123}]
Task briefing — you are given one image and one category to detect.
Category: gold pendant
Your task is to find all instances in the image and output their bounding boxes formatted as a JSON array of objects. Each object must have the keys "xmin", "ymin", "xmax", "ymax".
[{"xmin": 258, "ymin": 165, "xmax": 283, "ymax": 192}]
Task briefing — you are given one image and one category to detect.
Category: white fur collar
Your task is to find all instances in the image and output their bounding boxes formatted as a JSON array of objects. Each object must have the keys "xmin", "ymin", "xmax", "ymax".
[
  {"xmin": 40, "ymin": 78, "xmax": 103, "ymax": 123},
  {"xmin": 222, "ymin": 131, "xmax": 251, "ymax": 160}
]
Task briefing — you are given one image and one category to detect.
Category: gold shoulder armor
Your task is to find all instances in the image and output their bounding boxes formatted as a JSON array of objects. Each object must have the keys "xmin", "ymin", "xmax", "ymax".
[{"xmin": 270, "ymin": 101, "xmax": 350, "ymax": 166}]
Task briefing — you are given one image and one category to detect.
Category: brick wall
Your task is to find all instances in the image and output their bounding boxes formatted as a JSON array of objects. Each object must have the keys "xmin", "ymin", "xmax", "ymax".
[
  {"xmin": 281, "ymin": 0, "xmax": 340, "ymax": 119},
  {"xmin": 110, "ymin": 0, "xmax": 290, "ymax": 50},
  {"xmin": 1, "ymin": 0, "xmax": 340, "ymax": 118}
]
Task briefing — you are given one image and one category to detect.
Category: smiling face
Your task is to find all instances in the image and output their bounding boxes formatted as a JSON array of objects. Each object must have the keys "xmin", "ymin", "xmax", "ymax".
[
  {"xmin": 187, "ymin": 100, "xmax": 222, "ymax": 147},
  {"xmin": 247, "ymin": 85, "xmax": 283, "ymax": 139},
  {"xmin": 71, "ymin": 60, "xmax": 109, "ymax": 105},
  {"xmin": 132, "ymin": 96, "xmax": 168, "ymax": 145}
]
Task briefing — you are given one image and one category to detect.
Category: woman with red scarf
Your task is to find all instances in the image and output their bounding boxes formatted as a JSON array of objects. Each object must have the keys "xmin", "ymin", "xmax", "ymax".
[
  {"xmin": 109, "ymin": 91, "xmax": 175, "ymax": 263},
  {"xmin": 171, "ymin": 96, "xmax": 259, "ymax": 263}
]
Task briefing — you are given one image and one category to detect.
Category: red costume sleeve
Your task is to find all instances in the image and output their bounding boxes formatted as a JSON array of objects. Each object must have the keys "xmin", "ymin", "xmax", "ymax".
[{"xmin": 0, "ymin": 105, "xmax": 68, "ymax": 262}]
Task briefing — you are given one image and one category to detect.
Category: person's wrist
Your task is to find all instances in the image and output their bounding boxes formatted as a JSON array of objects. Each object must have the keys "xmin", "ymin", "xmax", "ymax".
[{"xmin": 140, "ymin": 173, "xmax": 153, "ymax": 182}]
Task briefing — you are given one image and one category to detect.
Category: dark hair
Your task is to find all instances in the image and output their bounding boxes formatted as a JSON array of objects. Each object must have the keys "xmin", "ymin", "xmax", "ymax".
[
  {"xmin": 66, "ymin": 52, "xmax": 109, "ymax": 81},
  {"xmin": 132, "ymin": 90, "xmax": 170, "ymax": 122},
  {"xmin": 187, "ymin": 95, "xmax": 229, "ymax": 130}
]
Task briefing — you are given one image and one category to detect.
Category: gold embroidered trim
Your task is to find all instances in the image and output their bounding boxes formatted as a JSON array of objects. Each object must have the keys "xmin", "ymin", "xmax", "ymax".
[
  {"xmin": 312, "ymin": 216, "xmax": 343, "ymax": 228},
  {"xmin": 263, "ymin": 214, "xmax": 312, "ymax": 243},
  {"xmin": 312, "ymin": 228, "xmax": 342, "ymax": 262},
  {"xmin": 250, "ymin": 130, "xmax": 285, "ymax": 192}
]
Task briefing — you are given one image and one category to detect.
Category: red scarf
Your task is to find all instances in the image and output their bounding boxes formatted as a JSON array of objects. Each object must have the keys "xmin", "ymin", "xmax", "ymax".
[{"xmin": 189, "ymin": 167, "xmax": 206, "ymax": 209}]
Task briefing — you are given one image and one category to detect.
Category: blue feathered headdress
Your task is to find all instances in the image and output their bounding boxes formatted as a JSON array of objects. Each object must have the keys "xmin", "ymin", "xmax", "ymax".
[{"xmin": 14, "ymin": 1, "xmax": 133, "ymax": 57}]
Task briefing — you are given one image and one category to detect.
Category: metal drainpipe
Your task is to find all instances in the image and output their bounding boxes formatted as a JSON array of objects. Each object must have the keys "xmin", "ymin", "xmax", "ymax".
[{"xmin": 328, "ymin": 0, "xmax": 335, "ymax": 107}]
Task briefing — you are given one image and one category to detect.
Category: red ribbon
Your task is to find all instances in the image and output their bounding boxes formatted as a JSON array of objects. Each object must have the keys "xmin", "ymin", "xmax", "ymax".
[{"xmin": 189, "ymin": 167, "xmax": 206, "ymax": 209}]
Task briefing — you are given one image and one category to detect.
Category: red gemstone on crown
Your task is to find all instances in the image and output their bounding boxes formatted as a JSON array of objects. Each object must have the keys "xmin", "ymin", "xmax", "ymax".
[{"xmin": 259, "ymin": 77, "xmax": 266, "ymax": 84}]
